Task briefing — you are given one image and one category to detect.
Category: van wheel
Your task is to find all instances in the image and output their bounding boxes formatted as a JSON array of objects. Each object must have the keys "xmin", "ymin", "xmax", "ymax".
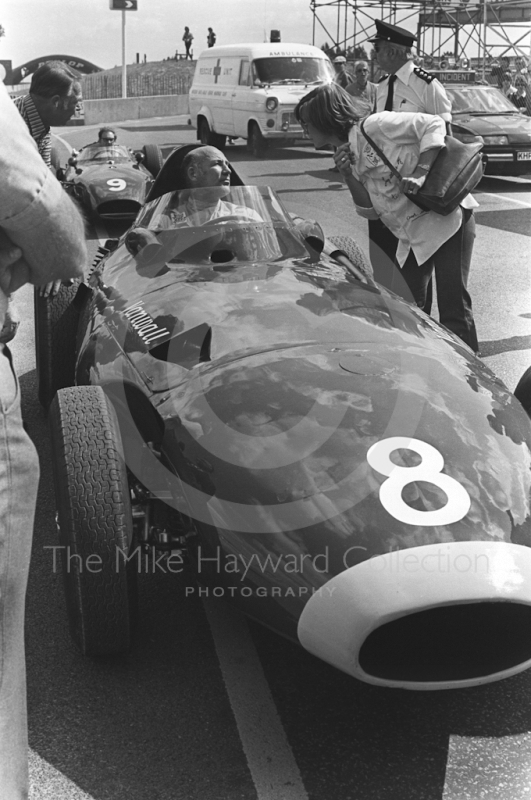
[
  {"xmin": 198, "ymin": 118, "xmax": 226, "ymax": 149},
  {"xmin": 248, "ymin": 123, "xmax": 268, "ymax": 158},
  {"xmin": 514, "ymin": 366, "xmax": 531, "ymax": 417}
]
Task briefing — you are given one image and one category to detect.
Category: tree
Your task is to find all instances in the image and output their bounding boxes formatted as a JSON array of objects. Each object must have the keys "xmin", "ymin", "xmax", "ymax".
[{"xmin": 0, "ymin": 25, "xmax": 6, "ymax": 40}]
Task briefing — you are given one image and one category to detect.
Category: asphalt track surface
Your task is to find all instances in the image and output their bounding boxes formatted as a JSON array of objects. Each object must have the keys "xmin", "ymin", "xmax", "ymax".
[{"xmin": 12, "ymin": 115, "xmax": 531, "ymax": 800}]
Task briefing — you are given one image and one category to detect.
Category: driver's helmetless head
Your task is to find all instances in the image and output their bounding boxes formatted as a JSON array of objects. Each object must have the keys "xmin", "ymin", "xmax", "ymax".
[{"xmin": 182, "ymin": 146, "xmax": 231, "ymax": 188}]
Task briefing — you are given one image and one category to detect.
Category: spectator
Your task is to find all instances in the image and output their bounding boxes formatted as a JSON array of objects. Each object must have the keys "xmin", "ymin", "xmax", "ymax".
[
  {"xmin": 501, "ymin": 71, "xmax": 516, "ymax": 98},
  {"xmin": 508, "ymin": 75, "xmax": 531, "ymax": 115},
  {"xmin": 207, "ymin": 27, "xmax": 216, "ymax": 48},
  {"xmin": 295, "ymin": 83, "xmax": 479, "ymax": 353},
  {"xmin": 345, "ymin": 60, "xmax": 377, "ymax": 118},
  {"xmin": 491, "ymin": 56, "xmax": 511, "ymax": 88},
  {"xmin": 515, "ymin": 56, "xmax": 529, "ymax": 80},
  {"xmin": 0, "ymin": 80, "xmax": 86, "ymax": 799},
  {"xmin": 332, "ymin": 56, "xmax": 351, "ymax": 89},
  {"xmin": 13, "ymin": 60, "xmax": 82, "ymax": 169},
  {"xmin": 182, "ymin": 27, "xmax": 194, "ymax": 60}
]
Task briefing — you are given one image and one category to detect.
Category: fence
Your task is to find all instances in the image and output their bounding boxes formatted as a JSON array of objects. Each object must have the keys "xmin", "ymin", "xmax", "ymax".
[{"xmin": 82, "ymin": 71, "xmax": 193, "ymax": 100}]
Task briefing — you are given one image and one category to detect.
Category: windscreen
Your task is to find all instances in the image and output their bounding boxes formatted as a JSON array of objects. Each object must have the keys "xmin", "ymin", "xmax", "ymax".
[
  {"xmin": 129, "ymin": 185, "xmax": 309, "ymax": 265},
  {"xmin": 446, "ymin": 86, "xmax": 520, "ymax": 114},
  {"xmin": 78, "ymin": 144, "xmax": 132, "ymax": 163},
  {"xmin": 252, "ymin": 57, "xmax": 334, "ymax": 85}
]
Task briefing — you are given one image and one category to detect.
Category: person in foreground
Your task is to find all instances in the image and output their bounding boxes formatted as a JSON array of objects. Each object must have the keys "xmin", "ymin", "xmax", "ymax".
[
  {"xmin": 0, "ymin": 81, "xmax": 86, "ymax": 799},
  {"xmin": 295, "ymin": 84, "xmax": 479, "ymax": 353}
]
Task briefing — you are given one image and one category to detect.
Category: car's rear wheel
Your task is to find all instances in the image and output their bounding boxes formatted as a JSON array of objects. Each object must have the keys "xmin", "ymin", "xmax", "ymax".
[
  {"xmin": 143, "ymin": 144, "xmax": 163, "ymax": 177},
  {"xmin": 198, "ymin": 118, "xmax": 226, "ymax": 149},
  {"xmin": 328, "ymin": 235, "xmax": 373, "ymax": 279},
  {"xmin": 247, "ymin": 123, "xmax": 268, "ymax": 158},
  {"xmin": 514, "ymin": 366, "xmax": 531, "ymax": 417},
  {"xmin": 34, "ymin": 281, "xmax": 82, "ymax": 409},
  {"xmin": 50, "ymin": 385, "xmax": 137, "ymax": 656}
]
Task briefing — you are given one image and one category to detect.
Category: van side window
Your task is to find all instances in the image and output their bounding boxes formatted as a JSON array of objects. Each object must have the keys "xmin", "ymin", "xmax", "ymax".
[{"xmin": 239, "ymin": 60, "xmax": 251, "ymax": 86}]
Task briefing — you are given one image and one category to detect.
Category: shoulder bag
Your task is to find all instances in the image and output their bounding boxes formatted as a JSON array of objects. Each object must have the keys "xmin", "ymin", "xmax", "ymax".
[{"xmin": 359, "ymin": 119, "xmax": 484, "ymax": 216}]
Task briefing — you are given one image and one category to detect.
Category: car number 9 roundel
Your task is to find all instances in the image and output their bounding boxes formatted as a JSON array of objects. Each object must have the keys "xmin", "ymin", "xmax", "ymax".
[
  {"xmin": 107, "ymin": 178, "xmax": 127, "ymax": 192},
  {"xmin": 367, "ymin": 437, "xmax": 471, "ymax": 526}
]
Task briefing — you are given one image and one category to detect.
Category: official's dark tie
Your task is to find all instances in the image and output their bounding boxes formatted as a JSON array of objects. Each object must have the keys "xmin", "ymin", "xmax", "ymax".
[{"xmin": 384, "ymin": 74, "xmax": 397, "ymax": 111}]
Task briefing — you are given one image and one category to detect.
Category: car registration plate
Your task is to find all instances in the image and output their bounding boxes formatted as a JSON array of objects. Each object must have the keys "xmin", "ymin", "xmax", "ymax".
[{"xmin": 517, "ymin": 152, "xmax": 531, "ymax": 161}]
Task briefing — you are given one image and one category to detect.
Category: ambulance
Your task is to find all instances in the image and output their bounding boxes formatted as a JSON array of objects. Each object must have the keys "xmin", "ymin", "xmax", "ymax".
[{"xmin": 188, "ymin": 43, "xmax": 335, "ymax": 157}]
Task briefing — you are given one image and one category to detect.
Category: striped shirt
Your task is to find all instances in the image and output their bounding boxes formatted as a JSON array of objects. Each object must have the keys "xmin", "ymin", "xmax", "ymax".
[{"xmin": 13, "ymin": 94, "xmax": 52, "ymax": 168}]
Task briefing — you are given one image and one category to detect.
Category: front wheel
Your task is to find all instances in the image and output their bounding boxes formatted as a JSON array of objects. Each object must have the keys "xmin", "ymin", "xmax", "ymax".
[
  {"xmin": 328, "ymin": 235, "xmax": 373, "ymax": 279},
  {"xmin": 34, "ymin": 280, "xmax": 82, "ymax": 409},
  {"xmin": 198, "ymin": 118, "xmax": 226, "ymax": 149},
  {"xmin": 247, "ymin": 123, "xmax": 268, "ymax": 158},
  {"xmin": 514, "ymin": 366, "xmax": 531, "ymax": 417},
  {"xmin": 50, "ymin": 385, "xmax": 137, "ymax": 656}
]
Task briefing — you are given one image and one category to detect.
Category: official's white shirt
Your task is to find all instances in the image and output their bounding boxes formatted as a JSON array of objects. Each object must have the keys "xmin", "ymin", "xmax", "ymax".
[
  {"xmin": 349, "ymin": 111, "xmax": 478, "ymax": 267},
  {"xmin": 376, "ymin": 61, "xmax": 452, "ymax": 123}
]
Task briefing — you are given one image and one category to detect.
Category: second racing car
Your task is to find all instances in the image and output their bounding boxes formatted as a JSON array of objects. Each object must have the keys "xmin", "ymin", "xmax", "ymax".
[{"xmin": 59, "ymin": 140, "xmax": 164, "ymax": 220}]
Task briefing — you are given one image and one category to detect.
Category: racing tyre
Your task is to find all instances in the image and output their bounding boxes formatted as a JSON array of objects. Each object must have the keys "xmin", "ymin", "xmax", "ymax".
[
  {"xmin": 49, "ymin": 385, "xmax": 137, "ymax": 656},
  {"xmin": 328, "ymin": 235, "xmax": 373, "ymax": 279},
  {"xmin": 198, "ymin": 118, "xmax": 226, "ymax": 149},
  {"xmin": 248, "ymin": 123, "xmax": 268, "ymax": 158},
  {"xmin": 514, "ymin": 366, "xmax": 531, "ymax": 417},
  {"xmin": 143, "ymin": 144, "xmax": 163, "ymax": 177},
  {"xmin": 34, "ymin": 280, "xmax": 82, "ymax": 410}
]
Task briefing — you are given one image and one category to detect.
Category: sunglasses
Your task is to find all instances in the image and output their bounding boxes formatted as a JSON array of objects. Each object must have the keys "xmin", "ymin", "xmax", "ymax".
[{"xmin": 102, "ymin": 137, "xmax": 115, "ymax": 142}]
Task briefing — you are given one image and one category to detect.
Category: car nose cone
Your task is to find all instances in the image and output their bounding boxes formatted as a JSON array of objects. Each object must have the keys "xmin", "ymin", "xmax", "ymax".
[{"xmin": 298, "ymin": 541, "xmax": 531, "ymax": 690}]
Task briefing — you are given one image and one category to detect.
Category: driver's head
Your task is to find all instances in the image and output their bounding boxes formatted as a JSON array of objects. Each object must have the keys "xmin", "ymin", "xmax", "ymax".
[
  {"xmin": 182, "ymin": 146, "xmax": 231, "ymax": 189},
  {"xmin": 98, "ymin": 127, "xmax": 116, "ymax": 144}
]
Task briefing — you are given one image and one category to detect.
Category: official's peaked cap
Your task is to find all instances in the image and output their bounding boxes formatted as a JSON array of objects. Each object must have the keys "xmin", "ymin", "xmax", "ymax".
[{"xmin": 368, "ymin": 20, "xmax": 417, "ymax": 47}]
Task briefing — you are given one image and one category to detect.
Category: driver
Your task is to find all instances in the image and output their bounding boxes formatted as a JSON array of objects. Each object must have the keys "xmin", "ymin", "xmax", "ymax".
[{"xmin": 160, "ymin": 146, "xmax": 262, "ymax": 226}]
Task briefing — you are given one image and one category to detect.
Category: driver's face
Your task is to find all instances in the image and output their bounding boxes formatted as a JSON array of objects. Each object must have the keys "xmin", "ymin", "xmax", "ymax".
[{"xmin": 195, "ymin": 151, "xmax": 231, "ymax": 187}]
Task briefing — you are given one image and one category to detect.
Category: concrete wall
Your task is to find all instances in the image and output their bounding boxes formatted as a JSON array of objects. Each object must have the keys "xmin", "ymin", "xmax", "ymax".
[{"xmin": 83, "ymin": 94, "xmax": 189, "ymax": 124}]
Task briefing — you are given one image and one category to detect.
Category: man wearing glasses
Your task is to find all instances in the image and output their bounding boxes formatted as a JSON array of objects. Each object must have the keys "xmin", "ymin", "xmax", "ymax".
[
  {"xmin": 96, "ymin": 127, "xmax": 117, "ymax": 145},
  {"xmin": 346, "ymin": 60, "xmax": 377, "ymax": 118}
]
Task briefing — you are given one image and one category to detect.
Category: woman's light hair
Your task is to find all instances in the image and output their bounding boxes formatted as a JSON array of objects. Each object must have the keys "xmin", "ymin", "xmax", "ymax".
[{"xmin": 294, "ymin": 83, "xmax": 360, "ymax": 141}]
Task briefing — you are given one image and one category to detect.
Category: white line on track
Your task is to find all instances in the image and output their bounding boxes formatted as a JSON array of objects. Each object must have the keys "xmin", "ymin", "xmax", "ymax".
[
  {"xmin": 477, "ymin": 191, "xmax": 531, "ymax": 209},
  {"xmin": 29, "ymin": 750, "xmax": 96, "ymax": 799},
  {"xmin": 202, "ymin": 597, "xmax": 309, "ymax": 800},
  {"xmin": 51, "ymin": 132, "xmax": 73, "ymax": 153}
]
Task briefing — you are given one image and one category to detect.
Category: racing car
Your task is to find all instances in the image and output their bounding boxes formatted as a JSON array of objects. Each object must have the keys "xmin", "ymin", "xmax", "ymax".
[
  {"xmin": 44, "ymin": 145, "xmax": 531, "ymax": 691},
  {"xmin": 58, "ymin": 141, "xmax": 164, "ymax": 220}
]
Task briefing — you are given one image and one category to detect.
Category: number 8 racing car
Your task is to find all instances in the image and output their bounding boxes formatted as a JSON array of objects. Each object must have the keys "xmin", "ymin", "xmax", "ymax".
[{"xmin": 43, "ymin": 145, "xmax": 531, "ymax": 692}]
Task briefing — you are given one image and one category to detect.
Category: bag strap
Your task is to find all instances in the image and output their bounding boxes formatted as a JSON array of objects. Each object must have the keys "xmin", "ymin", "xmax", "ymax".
[{"xmin": 359, "ymin": 119, "xmax": 402, "ymax": 180}]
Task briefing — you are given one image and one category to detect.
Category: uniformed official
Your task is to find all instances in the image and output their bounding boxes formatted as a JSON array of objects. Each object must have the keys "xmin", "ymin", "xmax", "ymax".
[{"xmin": 371, "ymin": 20, "xmax": 452, "ymax": 126}]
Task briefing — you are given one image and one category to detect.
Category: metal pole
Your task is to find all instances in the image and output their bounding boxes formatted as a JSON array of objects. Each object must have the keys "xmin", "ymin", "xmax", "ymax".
[
  {"xmin": 482, "ymin": 0, "xmax": 487, "ymax": 79},
  {"xmin": 122, "ymin": 9, "xmax": 127, "ymax": 98}
]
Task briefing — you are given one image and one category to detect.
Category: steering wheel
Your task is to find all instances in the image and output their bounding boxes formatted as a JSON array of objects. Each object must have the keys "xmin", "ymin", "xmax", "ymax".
[{"xmin": 201, "ymin": 215, "xmax": 244, "ymax": 226}]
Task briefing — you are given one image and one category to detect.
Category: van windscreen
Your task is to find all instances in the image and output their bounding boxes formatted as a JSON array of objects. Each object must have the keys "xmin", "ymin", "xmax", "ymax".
[{"xmin": 253, "ymin": 57, "xmax": 334, "ymax": 85}]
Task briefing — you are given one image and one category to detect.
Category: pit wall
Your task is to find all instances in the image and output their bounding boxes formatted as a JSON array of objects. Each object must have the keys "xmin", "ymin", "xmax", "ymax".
[{"xmin": 83, "ymin": 94, "xmax": 189, "ymax": 124}]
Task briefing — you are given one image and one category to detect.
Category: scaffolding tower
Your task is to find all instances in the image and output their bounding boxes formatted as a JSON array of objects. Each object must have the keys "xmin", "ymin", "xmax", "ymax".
[{"xmin": 310, "ymin": 0, "xmax": 531, "ymax": 67}]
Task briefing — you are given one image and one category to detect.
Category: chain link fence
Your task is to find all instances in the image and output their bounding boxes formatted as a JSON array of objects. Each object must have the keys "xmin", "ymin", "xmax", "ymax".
[{"xmin": 82, "ymin": 71, "xmax": 193, "ymax": 99}]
